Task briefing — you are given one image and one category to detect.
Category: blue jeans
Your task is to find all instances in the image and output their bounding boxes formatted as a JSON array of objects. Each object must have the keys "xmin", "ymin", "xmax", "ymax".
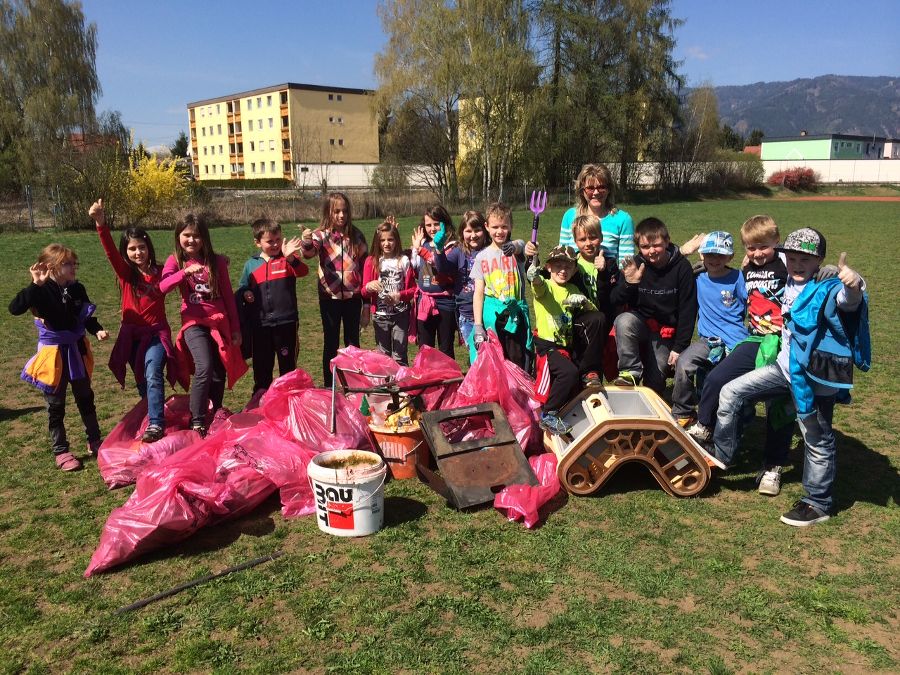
[
  {"xmin": 713, "ymin": 364, "xmax": 794, "ymax": 466},
  {"xmin": 136, "ymin": 337, "xmax": 166, "ymax": 428},
  {"xmin": 713, "ymin": 364, "xmax": 836, "ymax": 513}
]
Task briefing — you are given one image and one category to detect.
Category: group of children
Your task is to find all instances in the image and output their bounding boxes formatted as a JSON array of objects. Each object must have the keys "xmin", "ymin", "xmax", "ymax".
[{"xmin": 9, "ymin": 188, "xmax": 869, "ymax": 527}]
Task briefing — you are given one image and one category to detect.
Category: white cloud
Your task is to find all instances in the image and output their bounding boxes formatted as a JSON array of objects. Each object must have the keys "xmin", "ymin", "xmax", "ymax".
[{"xmin": 686, "ymin": 45, "xmax": 709, "ymax": 60}]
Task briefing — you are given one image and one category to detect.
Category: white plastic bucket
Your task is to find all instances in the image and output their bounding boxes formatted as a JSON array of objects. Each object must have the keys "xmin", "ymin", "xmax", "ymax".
[{"xmin": 307, "ymin": 449, "xmax": 387, "ymax": 537}]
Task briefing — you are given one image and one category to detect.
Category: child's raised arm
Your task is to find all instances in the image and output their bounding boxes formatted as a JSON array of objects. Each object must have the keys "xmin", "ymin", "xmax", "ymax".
[{"xmin": 91, "ymin": 199, "xmax": 132, "ymax": 281}]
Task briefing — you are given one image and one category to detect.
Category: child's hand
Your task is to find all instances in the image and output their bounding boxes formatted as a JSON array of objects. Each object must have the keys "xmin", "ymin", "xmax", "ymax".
[
  {"xmin": 30, "ymin": 262, "xmax": 50, "ymax": 286},
  {"xmin": 680, "ymin": 233, "xmax": 705, "ymax": 256},
  {"xmin": 526, "ymin": 261, "xmax": 542, "ymax": 283},
  {"xmin": 432, "ymin": 222, "xmax": 448, "ymax": 249},
  {"xmin": 300, "ymin": 227, "xmax": 314, "ymax": 244},
  {"xmin": 411, "ymin": 225, "xmax": 425, "ymax": 250},
  {"xmin": 667, "ymin": 350, "xmax": 680, "ymax": 367},
  {"xmin": 837, "ymin": 252, "xmax": 862, "ymax": 290},
  {"xmin": 243, "ymin": 290, "xmax": 255, "ymax": 303},
  {"xmin": 366, "ymin": 280, "xmax": 382, "ymax": 293},
  {"xmin": 96, "ymin": 330, "xmax": 109, "ymax": 341},
  {"xmin": 282, "ymin": 237, "xmax": 303, "ymax": 258},
  {"xmin": 563, "ymin": 294, "xmax": 587, "ymax": 310},
  {"xmin": 523, "ymin": 241, "xmax": 538, "ymax": 258},
  {"xmin": 621, "ymin": 256, "xmax": 645, "ymax": 284},
  {"xmin": 183, "ymin": 262, "xmax": 204, "ymax": 275},
  {"xmin": 473, "ymin": 325, "xmax": 487, "ymax": 349},
  {"xmin": 231, "ymin": 332, "xmax": 242, "ymax": 347},
  {"xmin": 386, "ymin": 215, "xmax": 397, "ymax": 227},
  {"xmin": 594, "ymin": 255, "xmax": 606, "ymax": 271},
  {"xmin": 388, "ymin": 292, "xmax": 400, "ymax": 305},
  {"xmin": 88, "ymin": 198, "xmax": 106, "ymax": 226}
]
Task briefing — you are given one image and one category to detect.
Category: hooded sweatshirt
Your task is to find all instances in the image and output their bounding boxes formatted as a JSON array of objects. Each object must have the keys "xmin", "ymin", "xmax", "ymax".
[{"xmin": 610, "ymin": 242, "xmax": 697, "ymax": 353}]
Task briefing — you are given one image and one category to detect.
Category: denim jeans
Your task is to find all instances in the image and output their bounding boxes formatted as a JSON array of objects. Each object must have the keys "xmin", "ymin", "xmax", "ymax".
[
  {"xmin": 136, "ymin": 336, "xmax": 166, "ymax": 428},
  {"xmin": 671, "ymin": 339, "xmax": 711, "ymax": 417},
  {"xmin": 373, "ymin": 311, "xmax": 410, "ymax": 365},
  {"xmin": 458, "ymin": 316, "xmax": 474, "ymax": 346},
  {"xmin": 796, "ymin": 395, "xmax": 837, "ymax": 514},
  {"xmin": 712, "ymin": 363, "xmax": 793, "ymax": 470},
  {"xmin": 613, "ymin": 311, "xmax": 673, "ymax": 394}
]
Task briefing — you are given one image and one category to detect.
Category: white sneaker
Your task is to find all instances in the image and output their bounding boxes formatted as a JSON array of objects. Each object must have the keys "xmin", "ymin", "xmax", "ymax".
[
  {"xmin": 686, "ymin": 421, "xmax": 712, "ymax": 444},
  {"xmin": 757, "ymin": 466, "xmax": 783, "ymax": 496}
]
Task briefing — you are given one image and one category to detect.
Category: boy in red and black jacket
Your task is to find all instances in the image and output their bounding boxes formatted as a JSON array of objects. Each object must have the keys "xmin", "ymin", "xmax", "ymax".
[{"xmin": 237, "ymin": 218, "xmax": 308, "ymax": 392}]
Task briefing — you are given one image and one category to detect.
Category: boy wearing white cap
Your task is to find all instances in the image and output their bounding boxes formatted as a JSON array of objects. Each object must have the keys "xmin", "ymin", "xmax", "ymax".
[{"xmin": 671, "ymin": 231, "xmax": 748, "ymax": 426}]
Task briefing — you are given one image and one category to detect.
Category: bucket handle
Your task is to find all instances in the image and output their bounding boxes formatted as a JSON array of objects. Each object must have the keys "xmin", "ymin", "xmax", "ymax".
[{"xmin": 385, "ymin": 440, "xmax": 423, "ymax": 462}]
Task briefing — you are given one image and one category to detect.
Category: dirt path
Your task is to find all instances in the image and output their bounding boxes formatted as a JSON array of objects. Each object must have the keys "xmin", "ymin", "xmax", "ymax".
[{"xmin": 769, "ymin": 196, "xmax": 900, "ymax": 202}]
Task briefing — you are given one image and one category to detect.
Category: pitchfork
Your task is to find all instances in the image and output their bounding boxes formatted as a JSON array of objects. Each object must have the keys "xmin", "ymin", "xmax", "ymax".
[{"xmin": 529, "ymin": 190, "xmax": 548, "ymax": 265}]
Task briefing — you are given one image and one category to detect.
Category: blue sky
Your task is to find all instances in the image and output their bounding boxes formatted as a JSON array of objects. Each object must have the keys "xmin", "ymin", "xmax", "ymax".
[{"xmin": 81, "ymin": 0, "xmax": 899, "ymax": 148}]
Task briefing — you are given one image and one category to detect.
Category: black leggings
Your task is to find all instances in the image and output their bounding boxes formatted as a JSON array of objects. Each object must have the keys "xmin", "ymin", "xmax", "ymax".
[
  {"xmin": 417, "ymin": 307, "xmax": 457, "ymax": 360},
  {"xmin": 320, "ymin": 296, "xmax": 362, "ymax": 387},
  {"xmin": 183, "ymin": 325, "xmax": 226, "ymax": 427}
]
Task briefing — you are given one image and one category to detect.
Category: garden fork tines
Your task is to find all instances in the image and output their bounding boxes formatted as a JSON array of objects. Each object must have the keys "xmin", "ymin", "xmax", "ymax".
[{"xmin": 529, "ymin": 190, "xmax": 548, "ymax": 264}]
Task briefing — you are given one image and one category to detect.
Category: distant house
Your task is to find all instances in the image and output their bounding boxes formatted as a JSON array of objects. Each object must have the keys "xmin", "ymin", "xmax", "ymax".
[
  {"xmin": 761, "ymin": 133, "xmax": 896, "ymax": 160},
  {"xmin": 742, "ymin": 145, "xmax": 761, "ymax": 156}
]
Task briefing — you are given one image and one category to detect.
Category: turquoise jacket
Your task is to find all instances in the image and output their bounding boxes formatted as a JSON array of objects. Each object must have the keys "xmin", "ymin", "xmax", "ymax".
[{"xmin": 787, "ymin": 277, "xmax": 870, "ymax": 418}]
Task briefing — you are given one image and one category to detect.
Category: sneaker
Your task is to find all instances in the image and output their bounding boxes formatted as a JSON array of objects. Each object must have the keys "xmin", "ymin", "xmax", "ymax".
[
  {"xmin": 780, "ymin": 500, "xmax": 830, "ymax": 527},
  {"xmin": 55, "ymin": 451, "xmax": 83, "ymax": 472},
  {"xmin": 757, "ymin": 465, "xmax": 783, "ymax": 496},
  {"xmin": 686, "ymin": 422, "xmax": 712, "ymax": 444},
  {"xmin": 540, "ymin": 411, "xmax": 573, "ymax": 436},
  {"xmin": 86, "ymin": 439, "xmax": 102, "ymax": 457},
  {"xmin": 141, "ymin": 424, "xmax": 165, "ymax": 443},
  {"xmin": 694, "ymin": 443, "xmax": 727, "ymax": 470},
  {"xmin": 676, "ymin": 415, "xmax": 696, "ymax": 428},
  {"xmin": 612, "ymin": 371, "xmax": 639, "ymax": 386},
  {"xmin": 190, "ymin": 423, "xmax": 208, "ymax": 439},
  {"xmin": 582, "ymin": 371, "xmax": 602, "ymax": 388}
]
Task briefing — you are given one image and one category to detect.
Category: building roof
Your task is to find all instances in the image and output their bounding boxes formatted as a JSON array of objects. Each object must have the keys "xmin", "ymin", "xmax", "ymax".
[
  {"xmin": 763, "ymin": 133, "xmax": 899, "ymax": 143},
  {"xmin": 187, "ymin": 82, "xmax": 374, "ymax": 108}
]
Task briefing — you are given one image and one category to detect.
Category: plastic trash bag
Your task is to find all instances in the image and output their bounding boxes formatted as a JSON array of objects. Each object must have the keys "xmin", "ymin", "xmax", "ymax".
[
  {"xmin": 86, "ymin": 412, "xmax": 282, "ymax": 576},
  {"xmin": 97, "ymin": 395, "xmax": 204, "ymax": 488},
  {"xmin": 448, "ymin": 332, "xmax": 541, "ymax": 453},
  {"xmin": 259, "ymin": 368, "xmax": 371, "ymax": 451},
  {"xmin": 493, "ymin": 453, "xmax": 561, "ymax": 529}
]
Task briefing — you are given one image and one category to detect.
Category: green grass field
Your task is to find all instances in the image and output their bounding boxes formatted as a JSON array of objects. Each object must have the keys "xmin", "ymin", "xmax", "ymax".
[{"xmin": 0, "ymin": 199, "xmax": 897, "ymax": 674}]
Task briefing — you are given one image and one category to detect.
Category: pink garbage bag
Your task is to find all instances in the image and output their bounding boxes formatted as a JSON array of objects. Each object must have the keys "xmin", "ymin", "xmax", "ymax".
[
  {"xmin": 448, "ymin": 333, "xmax": 541, "ymax": 453},
  {"xmin": 494, "ymin": 453, "xmax": 561, "ymax": 528},
  {"xmin": 97, "ymin": 395, "xmax": 202, "ymax": 488},
  {"xmin": 85, "ymin": 412, "xmax": 280, "ymax": 576},
  {"xmin": 260, "ymin": 368, "xmax": 371, "ymax": 451}
]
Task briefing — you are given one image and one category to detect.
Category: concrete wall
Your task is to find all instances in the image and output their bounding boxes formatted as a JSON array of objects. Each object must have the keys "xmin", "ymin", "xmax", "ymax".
[
  {"xmin": 292, "ymin": 164, "xmax": 435, "ymax": 189},
  {"xmin": 762, "ymin": 159, "xmax": 900, "ymax": 183}
]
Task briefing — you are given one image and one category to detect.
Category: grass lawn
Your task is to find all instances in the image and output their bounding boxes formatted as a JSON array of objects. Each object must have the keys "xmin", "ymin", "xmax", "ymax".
[{"xmin": 0, "ymin": 199, "xmax": 897, "ymax": 673}]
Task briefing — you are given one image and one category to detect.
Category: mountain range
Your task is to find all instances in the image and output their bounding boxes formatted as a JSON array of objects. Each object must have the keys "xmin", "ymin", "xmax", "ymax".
[{"xmin": 711, "ymin": 75, "xmax": 900, "ymax": 140}]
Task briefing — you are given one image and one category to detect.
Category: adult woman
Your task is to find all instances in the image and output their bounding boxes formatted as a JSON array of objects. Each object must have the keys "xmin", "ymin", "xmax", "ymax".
[{"xmin": 557, "ymin": 164, "xmax": 634, "ymax": 264}]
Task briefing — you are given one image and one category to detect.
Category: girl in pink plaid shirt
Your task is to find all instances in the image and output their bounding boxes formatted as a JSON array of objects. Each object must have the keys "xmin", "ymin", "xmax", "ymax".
[{"xmin": 301, "ymin": 192, "xmax": 369, "ymax": 386}]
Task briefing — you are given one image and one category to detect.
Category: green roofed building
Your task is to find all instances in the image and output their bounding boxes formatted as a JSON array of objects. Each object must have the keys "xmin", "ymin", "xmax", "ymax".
[{"xmin": 760, "ymin": 133, "xmax": 896, "ymax": 160}]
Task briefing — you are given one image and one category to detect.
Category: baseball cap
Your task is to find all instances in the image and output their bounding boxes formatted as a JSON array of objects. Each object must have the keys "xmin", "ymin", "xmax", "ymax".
[
  {"xmin": 699, "ymin": 231, "xmax": 734, "ymax": 256},
  {"xmin": 778, "ymin": 228, "xmax": 826, "ymax": 258},
  {"xmin": 544, "ymin": 245, "xmax": 578, "ymax": 267}
]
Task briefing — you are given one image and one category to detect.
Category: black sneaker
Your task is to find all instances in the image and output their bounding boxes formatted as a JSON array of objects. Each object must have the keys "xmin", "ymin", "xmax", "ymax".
[
  {"xmin": 141, "ymin": 424, "xmax": 165, "ymax": 443},
  {"xmin": 190, "ymin": 423, "xmax": 208, "ymax": 439},
  {"xmin": 780, "ymin": 500, "xmax": 830, "ymax": 527}
]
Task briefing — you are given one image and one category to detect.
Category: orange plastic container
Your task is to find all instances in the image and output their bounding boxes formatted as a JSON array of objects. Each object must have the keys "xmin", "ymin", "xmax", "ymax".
[{"xmin": 368, "ymin": 422, "xmax": 427, "ymax": 480}]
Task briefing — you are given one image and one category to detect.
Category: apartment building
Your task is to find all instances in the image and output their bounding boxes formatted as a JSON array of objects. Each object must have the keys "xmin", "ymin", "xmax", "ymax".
[{"xmin": 187, "ymin": 83, "xmax": 379, "ymax": 182}]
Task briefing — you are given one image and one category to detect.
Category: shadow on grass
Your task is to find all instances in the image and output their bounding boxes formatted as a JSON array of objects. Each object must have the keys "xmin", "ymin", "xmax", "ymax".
[
  {"xmin": 382, "ymin": 496, "xmax": 427, "ymax": 528},
  {"xmin": 709, "ymin": 422, "xmax": 898, "ymax": 515},
  {"xmin": 0, "ymin": 406, "xmax": 43, "ymax": 422}
]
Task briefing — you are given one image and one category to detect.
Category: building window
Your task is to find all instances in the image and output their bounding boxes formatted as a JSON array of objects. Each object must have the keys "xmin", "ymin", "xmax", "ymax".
[
  {"xmin": 329, "ymin": 116, "xmax": 334, "ymax": 123},
  {"xmin": 250, "ymin": 141, "xmax": 255, "ymax": 151},
  {"xmin": 267, "ymin": 95, "xmax": 272, "ymax": 106},
  {"xmin": 269, "ymin": 140, "xmax": 274, "ymax": 150},
  {"xmin": 258, "ymin": 118, "xmax": 262, "ymax": 130},
  {"xmin": 282, "ymin": 116, "xmax": 288, "ymax": 128},
  {"xmin": 212, "ymin": 165, "xmax": 216, "ymax": 174},
  {"xmin": 270, "ymin": 161, "xmax": 275, "ymax": 172},
  {"xmin": 228, "ymin": 123, "xmax": 234, "ymax": 135},
  {"xmin": 284, "ymin": 160, "xmax": 291, "ymax": 172},
  {"xmin": 249, "ymin": 120, "xmax": 253, "ymax": 131},
  {"xmin": 247, "ymin": 99, "xmax": 252, "ymax": 110},
  {"xmin": 330, "ymin": 139, "xmax": 335, "ymax": 145},
  {"xmin": 202, "ymin": 127, "xmax": 206, "ymax": 136},
  {"xmin": 216, "ymin": 104, "xmax": 220, "ymax": 114},
  {"xmin": 261, "ymin": 163, "xmax": 266, "ymax": 174},
  {"xmin": 237, "ymin": 142, "xmax": 243, "ymax": 153},
  {"xmin": 338, "ymin": 139, "xmax": 343, "ymax": 146},
  {"xmin": 257, "ymin": 97, "xmax": 262, "ymax": 107},
  {"xmin": 282, "ymin": 139, "xmax": 290, "ymax": 150},
  {"xmin": 251, "ymin": 162, "xmax": 256, "ymax": 173},
  {"xmin": 217, "ymin": 124, "xmax": 222, "ymax": 134},
  {"xmin": 227, "ymin": 102, "xmax": 233, "ymax": 114},
  {"xmin": 204, "ymin": 165, "xmax": 208, "ymax": 174},
  {"xmin": 211, "ymin": 146, "xmax": 215, "ymax": 156},
  {"xmin": 328, "ymin": 94, "xmax": 333, "ymax": 101},
  {"xmin": 338, "ymin": 117, "xmax": 343, "ymax": 124},
  {"xmin": 221, "ymin": 165, "xmax": 224, "ymax": 174},
  {"xmin": 300, "ymin": 167, "xmax": 309, "ymax": 173},
  {"xmin": 200, "ymin": 109, "xmax": 205, "ymax": 117},
  {"xmin": 268, "ymin": 118, "xmax": 273, "ymax": 129},
  {"xmin": 218, "ymin": 144, "xmax": 223, "ymax": 154},
  {"xmin": 203, "ymin": 146, "xmax": 207, "ymax": 155},
  {"xmin": 337, "ymin": 94, "xmax": 342, "ymax": 101},
  {"xmin": 280, "ymin": 92, "xmax": 287, "ymax": 105}
]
